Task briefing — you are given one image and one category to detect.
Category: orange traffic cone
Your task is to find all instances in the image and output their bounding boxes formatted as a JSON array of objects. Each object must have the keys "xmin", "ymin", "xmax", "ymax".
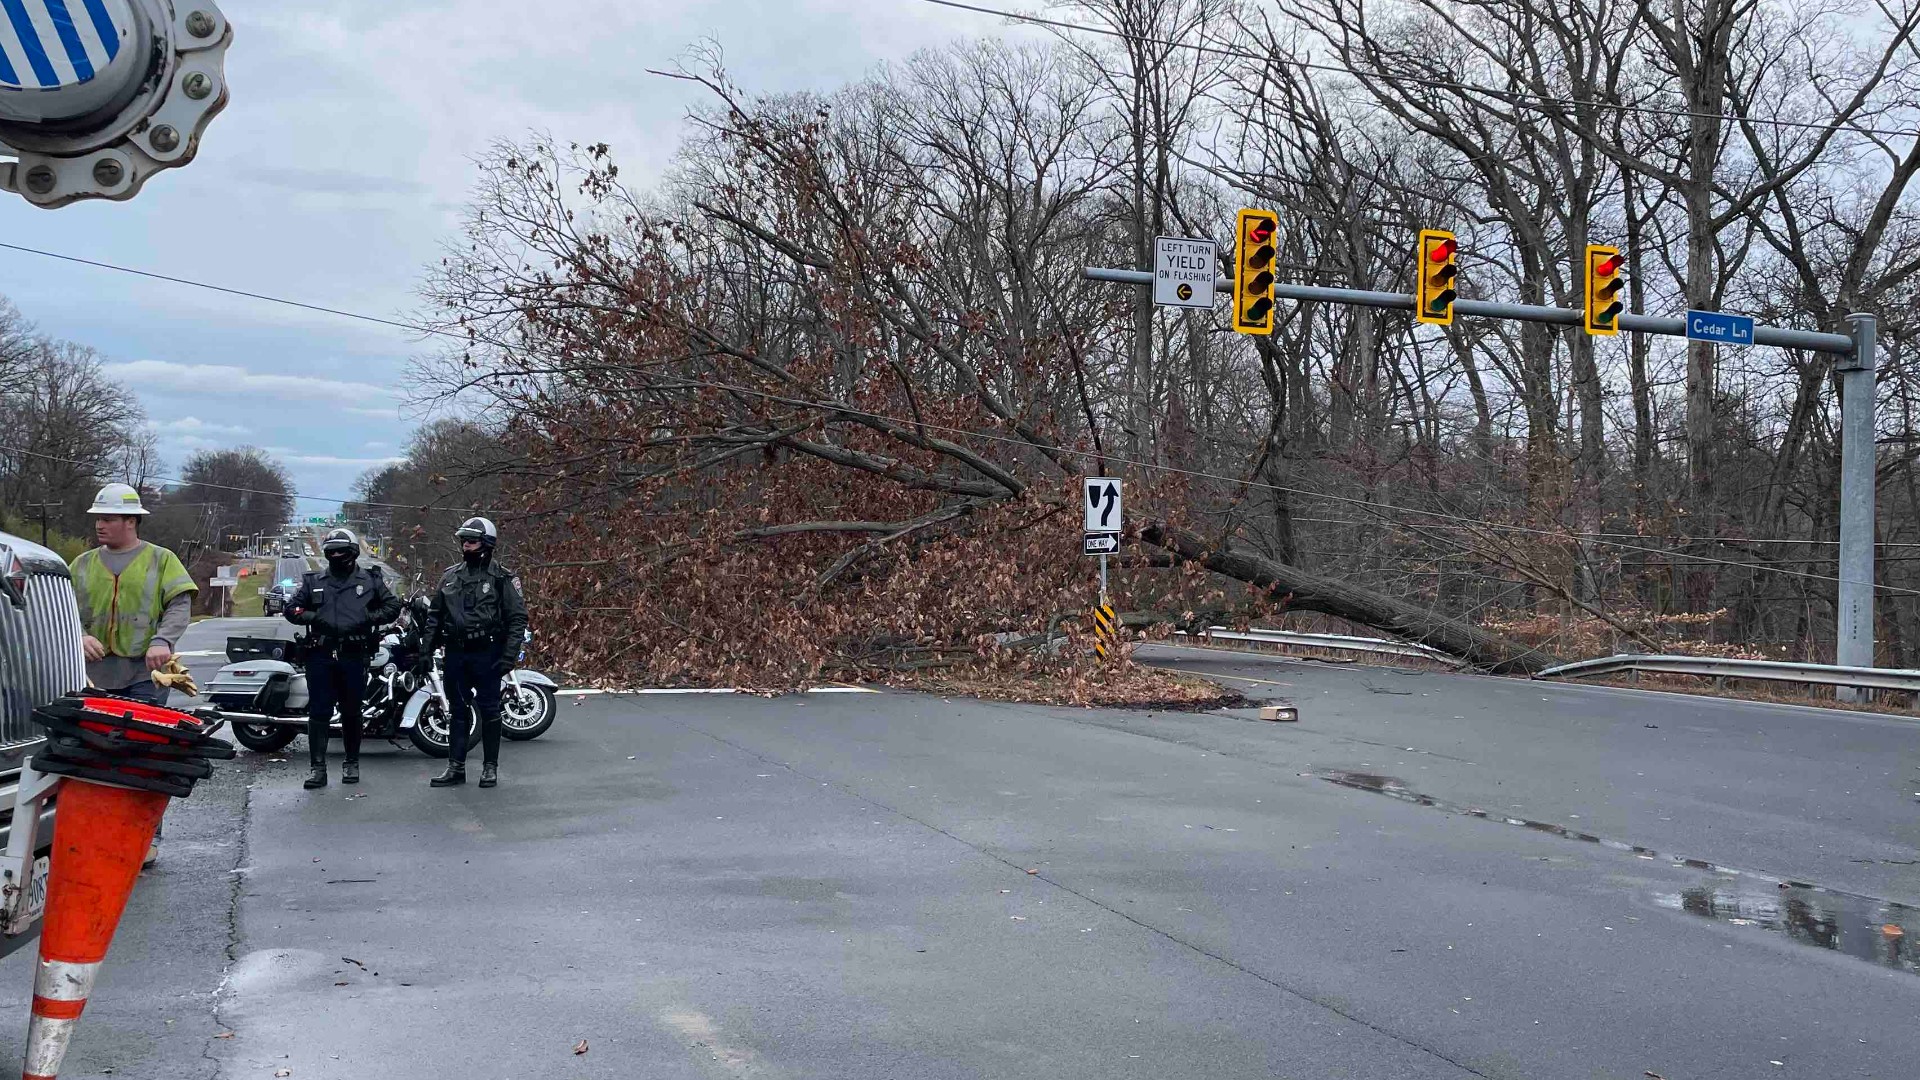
[{"xmin": 22, "ymin": 698, "xmax": 186, "ymax": 1080}]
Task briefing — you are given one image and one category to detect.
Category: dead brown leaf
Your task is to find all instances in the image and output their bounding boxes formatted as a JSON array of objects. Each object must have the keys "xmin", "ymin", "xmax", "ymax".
[
  {"xmin": 213, "ymin": 1031, "xmax": 234, "ymax": 1039},
  {"xmin": 1884, "ymin": 924, "xmax": 1905, "ymax": 937},
  {"xmin": 573, "ymin": 1039, "xmax": 590, "ymax": 1055}
]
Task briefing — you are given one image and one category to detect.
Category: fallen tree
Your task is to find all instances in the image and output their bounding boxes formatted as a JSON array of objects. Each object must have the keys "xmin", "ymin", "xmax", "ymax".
[{"xmin": 1141, "ymin": 523, "xmax": 1552, "ymax": 674}]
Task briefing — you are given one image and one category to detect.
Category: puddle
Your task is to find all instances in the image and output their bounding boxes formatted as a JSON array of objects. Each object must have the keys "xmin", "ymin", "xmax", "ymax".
[
  {"xmin": 1654, "ymin": 884, "xmax": 1919, "ymax": 974},
  {"xmin": 1320, "ymin": 770, "xmax": 1920, "ymax": 975}
]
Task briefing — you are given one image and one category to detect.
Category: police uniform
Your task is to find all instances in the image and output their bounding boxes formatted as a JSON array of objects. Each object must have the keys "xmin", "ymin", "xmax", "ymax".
[
  {"xmin": 286, "ymin": 562, "xmax": 400, "ymax": 781},
  {"xmin": 423, "ymin": 558, "xmax": 527, "ymax": 776}
]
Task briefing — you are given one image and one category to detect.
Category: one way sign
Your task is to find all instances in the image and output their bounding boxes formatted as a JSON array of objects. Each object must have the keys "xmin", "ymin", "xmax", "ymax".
[{"xmin": 1084, "ymin": 477, "xmax": 1122, "ymax": 532}]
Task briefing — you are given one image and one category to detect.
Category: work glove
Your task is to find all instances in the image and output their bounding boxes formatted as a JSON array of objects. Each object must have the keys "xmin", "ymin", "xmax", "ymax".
[{"xmin": 150, "ymin": 658, "xmax": 201, "ymax": 698}]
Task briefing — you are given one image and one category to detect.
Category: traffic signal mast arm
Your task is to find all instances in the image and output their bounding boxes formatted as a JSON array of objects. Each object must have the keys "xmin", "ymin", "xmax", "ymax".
[{"xmin": 1080, "ymin": 266, "xmax": 1854, "ymax": 355}]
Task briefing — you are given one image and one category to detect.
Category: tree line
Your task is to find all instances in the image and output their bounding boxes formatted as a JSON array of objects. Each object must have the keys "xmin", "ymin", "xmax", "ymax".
[
  {"xmin": 406, "ymin": 0, "xmax": 1920, "ymax": 682},
  {"xmin": 1, "ymin": 294, "xmax": 296, "ymax": 560}
]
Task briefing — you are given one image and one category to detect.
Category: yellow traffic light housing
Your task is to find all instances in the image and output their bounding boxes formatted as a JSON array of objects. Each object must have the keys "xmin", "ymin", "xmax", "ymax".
[
  {"xmin": 1585, "ymin": 244, "xmax": 1624, "ymax": 336},
  {"xmin": 1232, "ymin": 209, "xmax": 1277, "ymax": 335},
  {"xmin": 1416, "ymin": 229, "xmax": 1457, "ymax": 326}
]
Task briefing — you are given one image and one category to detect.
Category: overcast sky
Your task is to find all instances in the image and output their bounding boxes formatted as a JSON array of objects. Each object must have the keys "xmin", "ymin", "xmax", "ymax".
[{"xmin": 0, "ymin": 0, "xmax": 1040, "ymax": 516}]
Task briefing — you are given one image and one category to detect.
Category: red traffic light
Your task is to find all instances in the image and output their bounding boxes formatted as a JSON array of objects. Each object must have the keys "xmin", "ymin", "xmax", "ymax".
[
  {"xmin": 1247, "ymin": 218, "xmax": 1275, "ymax": 244},
  {"xmin": 1428, "ymin": 237, "xmax": 1456, "ymax": 262},
  {"xmin": 1594, "ymin": 253, "xmax": 1621, "ymax": 276}
]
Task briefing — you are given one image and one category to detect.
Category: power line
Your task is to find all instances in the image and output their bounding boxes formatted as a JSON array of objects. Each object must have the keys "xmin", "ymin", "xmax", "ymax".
[
  {"xmin": 0, "ymin": 442, "xmax": 480, "ymax": 515},
  {"xmin": 0, "ymin": 242, "xmax": 445, "ymax": 340},
  {"xmin": 5, "ymin": 242, "xmax": 1911, "ymax": 593},
  {"xmin": 916, "ymin": 0, "xmax": 1920, "ymax": 139}
]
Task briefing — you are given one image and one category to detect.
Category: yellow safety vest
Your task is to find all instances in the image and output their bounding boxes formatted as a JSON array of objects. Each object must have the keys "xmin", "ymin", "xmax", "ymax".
[{"xmin": 70, "ymin": 544, "xmax": 197, "ymax": 658}]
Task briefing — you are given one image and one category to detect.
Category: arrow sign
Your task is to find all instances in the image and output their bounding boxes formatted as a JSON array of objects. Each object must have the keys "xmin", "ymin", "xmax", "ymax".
[
  {"xmin": 1084, "ymin": 477, "xmax": 1122, "ymax": 533},
  {"xmin": 1084, "ymin": 533, "xmax": 1120, "ymax": 556}
]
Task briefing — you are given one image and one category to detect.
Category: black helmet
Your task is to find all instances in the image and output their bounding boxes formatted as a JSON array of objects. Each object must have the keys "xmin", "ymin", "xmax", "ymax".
[
  {"xmin": 454, "ymin": 516, "xmax": 497, "ymax": 550},
  {"xmin": 321, "ymin": 528, "xmax": 360, "ymax": 559}
]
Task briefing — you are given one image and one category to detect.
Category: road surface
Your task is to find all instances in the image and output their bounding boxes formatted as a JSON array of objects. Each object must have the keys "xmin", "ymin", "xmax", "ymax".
[{"xmin": 0, "ymin": 629, "xmax": 1912, "ymax": 1078}]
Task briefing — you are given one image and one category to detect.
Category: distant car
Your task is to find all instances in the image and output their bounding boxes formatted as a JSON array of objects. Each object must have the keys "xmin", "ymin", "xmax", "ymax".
[{"xmin": 0, "ymin": 529, "xmax": 84, "ymax": 958}]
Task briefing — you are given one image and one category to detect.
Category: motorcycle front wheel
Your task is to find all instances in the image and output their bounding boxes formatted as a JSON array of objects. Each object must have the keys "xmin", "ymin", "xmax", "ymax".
[
  {"xmin": 406, "ymin": 698, "xmax": 476, "ymax": 758},
  {"xmin": 501, "ymin": 683, "xmax": 556, "ymax": 740},
  {"xmin": 232, "ymin": 722, "xmax": 298, "ymax": 753}
]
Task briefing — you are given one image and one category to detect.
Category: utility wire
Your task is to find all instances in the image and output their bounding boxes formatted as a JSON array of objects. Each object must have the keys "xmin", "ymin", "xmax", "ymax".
[
  {"xmin": 916, "ymin": 0, "xmax": 1920, "ymax": 139},
  {"xmin": 0, "ymin": 242, "xmax": 442, "ymax": 339},
  {"xmin": 4, "ymin": 242, "xmax": 1912, "ymax": 593},
  {"xmin": 0, "ymin": 442, "xmax": 481, "ymax": 514}
]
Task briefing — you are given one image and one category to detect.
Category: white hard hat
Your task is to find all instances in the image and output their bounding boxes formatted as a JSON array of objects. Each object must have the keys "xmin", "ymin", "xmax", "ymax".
[{"xmin": 87, "ymin": 482, "xmax": 149, "ymax": 516}]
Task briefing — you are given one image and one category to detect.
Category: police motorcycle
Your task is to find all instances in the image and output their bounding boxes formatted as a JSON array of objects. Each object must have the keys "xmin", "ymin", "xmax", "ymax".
[
  {"xmin": 403, "ymin": 626, "xmax": 558, "ymax": 758},
  {"xmin": 207, "ymin": 596, "xmax": 558, "ymax": 757}
]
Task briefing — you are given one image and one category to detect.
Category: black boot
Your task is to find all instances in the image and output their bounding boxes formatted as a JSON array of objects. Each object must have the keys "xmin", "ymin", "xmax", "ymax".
[
  {"xmin": 478, "ymin": 763, "xmax": 498, "ymax": 788},
  {"xmin": 430, "ymin": 762, "xmax": 466, "ymax": 787},
  {"xmin": 303, "ymin": 765, "xmax": 328, "ymax": 789},
  {"xmin": 341, "ymin": 760, "xmax": 359, "ymax": 785}
]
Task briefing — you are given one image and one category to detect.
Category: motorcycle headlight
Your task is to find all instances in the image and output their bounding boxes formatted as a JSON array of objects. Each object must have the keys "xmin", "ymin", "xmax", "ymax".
[{"xmin": 383, "ymin": 662, "xmax": 397, "ymax": 674}]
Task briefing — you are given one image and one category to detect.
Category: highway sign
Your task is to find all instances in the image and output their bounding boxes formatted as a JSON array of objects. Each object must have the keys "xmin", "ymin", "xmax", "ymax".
[
  {"xmin": 1154, "ymin": 236, "xmax": 1216, "ymax": 309},
  {"xmin": 1084, "ymin": 533, "xmax": 1120, "ymax": 556},
  {"xmin": 1083, "ymin": 477, "xmax": 1122, "ymax": 532},
  {"xmin": 1686, "ymin": 309, "xmax": 1754, "ymax": 346}
]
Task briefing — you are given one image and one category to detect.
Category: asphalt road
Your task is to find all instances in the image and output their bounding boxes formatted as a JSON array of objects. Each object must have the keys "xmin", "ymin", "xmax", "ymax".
[{"xmin": 0, "ymin": 631, "xmax": 1914, "ymax": 1078}]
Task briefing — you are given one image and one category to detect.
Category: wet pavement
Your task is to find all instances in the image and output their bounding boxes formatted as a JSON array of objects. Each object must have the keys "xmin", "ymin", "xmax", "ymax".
[
  {"xmin": 0, "ymin": 630, "xmax": 1913, "ymax": 1078},
  {"xmin": 1320, "ymin": 767, "xmax": 1920, "ymax": 977}
]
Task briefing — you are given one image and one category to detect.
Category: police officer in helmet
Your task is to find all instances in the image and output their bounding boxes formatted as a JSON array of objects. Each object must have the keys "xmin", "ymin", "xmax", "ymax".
[
  {"xmin": 422, "ymin": 516, "xmax": 526, "ymax": 788},
  {"xmin": 285, "ymin": 528, "xmax": 401, "ymax": 789}
]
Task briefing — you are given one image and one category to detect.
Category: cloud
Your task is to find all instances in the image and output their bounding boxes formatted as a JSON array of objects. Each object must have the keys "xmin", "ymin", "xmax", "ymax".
[
  {"xmin": 158, "ymin": 416, "xmax": 252, "ymax": 436},
  {"xmin": 281, "ymin": 454, "xmax": 407, "ymax": 468},
  {"xmin": 344, "ymin": 405, "xmax": 401, "ymax": 419},
  {"xmin": 161, "ymin": 434, "xmax": 226, "ymax": 451},
  {"xmin": 103, "ymin": 360, "xmax": 391, "ymax": 406},
  {"xmin": 237, "ymin": 166, "xmax": 431, "ymax": 198}
]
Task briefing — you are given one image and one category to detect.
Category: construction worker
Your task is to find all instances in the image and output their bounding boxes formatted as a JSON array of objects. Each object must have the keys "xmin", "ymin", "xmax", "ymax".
[
  {"xmin": 421, "ymin": 517, "xmax": 526, "ymax": 789},
  {"xmin": 285, "ymin": 528, "xmax": 400, "ymax": 789},
  {"xmin": 70, "ymin": 483, "xmax": 196, "ymax": 706}
]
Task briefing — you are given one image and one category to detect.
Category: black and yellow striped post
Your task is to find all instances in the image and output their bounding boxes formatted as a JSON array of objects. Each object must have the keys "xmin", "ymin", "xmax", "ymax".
[{"xmin": 1090, "ymin": 602, "xmax": 1119, "ymax": 660}]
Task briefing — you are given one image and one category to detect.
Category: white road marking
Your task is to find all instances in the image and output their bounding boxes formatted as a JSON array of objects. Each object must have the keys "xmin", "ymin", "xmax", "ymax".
[{"xmin": 557, "ymin": 686, "xmax": 880, "ymax": 697}]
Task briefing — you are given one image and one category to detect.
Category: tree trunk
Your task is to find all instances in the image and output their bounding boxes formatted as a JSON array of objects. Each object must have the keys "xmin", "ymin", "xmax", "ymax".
[{"xmin": 1141, "ymin": 522, "xmax": 1552, "ymax": 672}]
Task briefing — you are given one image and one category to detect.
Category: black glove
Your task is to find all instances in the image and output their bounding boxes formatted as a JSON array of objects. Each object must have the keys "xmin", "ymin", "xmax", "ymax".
[{"xmin": 494, "ymin": 658, "xmax": 515, "ymax": 679}]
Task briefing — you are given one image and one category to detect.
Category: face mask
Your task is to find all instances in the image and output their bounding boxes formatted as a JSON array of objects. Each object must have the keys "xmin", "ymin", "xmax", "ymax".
[
  {"xmin": 327, "ymin": 552, "xmax": 356, "ymax": 572},
  {"xmin": 463, "ymin": 548, "xmax": 487, "ymax": 567}
]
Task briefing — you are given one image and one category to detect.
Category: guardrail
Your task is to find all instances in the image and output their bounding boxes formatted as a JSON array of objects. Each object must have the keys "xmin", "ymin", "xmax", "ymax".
[
  {"xmin": 1173, "ymin": 626, "xmax": 1467, "ymax": 667},
  {"xmin": 1535, "ymin": 654, "xmax": 1920, "ymax": 695}
]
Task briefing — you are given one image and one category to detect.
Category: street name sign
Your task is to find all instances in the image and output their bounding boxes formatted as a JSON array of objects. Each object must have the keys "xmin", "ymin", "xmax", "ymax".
[
  {"xmin": 1686, "ymin": 309, "xmax": 1754, "ymax": 346},
  {"xmin": 1154, "ymin": 236, "xmax": 1216, "ymax": 309}
]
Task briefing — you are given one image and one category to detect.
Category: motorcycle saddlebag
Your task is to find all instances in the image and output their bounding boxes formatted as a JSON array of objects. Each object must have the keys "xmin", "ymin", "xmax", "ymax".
[
  {"xmin": 207, "ymin": 660, "xmax": 309, "ymax": 715},
  {"xmin": 226, "ymin": 634, "xmax": 301, "ymax": 664}
]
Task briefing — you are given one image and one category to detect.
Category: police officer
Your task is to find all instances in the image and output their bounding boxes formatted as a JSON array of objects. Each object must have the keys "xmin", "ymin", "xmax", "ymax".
[
  {"xmin": 423, "ymin": 517, "xmax": 526, "ymax": 789},
  {"xmin": 285, "ymin": 529, "xmax": 401, "ymax": 789}
]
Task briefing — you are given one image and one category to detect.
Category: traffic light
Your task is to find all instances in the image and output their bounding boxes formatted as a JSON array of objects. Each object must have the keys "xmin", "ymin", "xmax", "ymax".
[
  {"xmin": 1416, "ymin": 229, "xmax": 1457, "ymax": 326},
  {"xmin": 1585, "ymin": 244, "xmax": 1624, "ymax": 336},
  {"xmin": 1232, "ymin": 208, "xmax": 1278, "ymax": 335}
]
